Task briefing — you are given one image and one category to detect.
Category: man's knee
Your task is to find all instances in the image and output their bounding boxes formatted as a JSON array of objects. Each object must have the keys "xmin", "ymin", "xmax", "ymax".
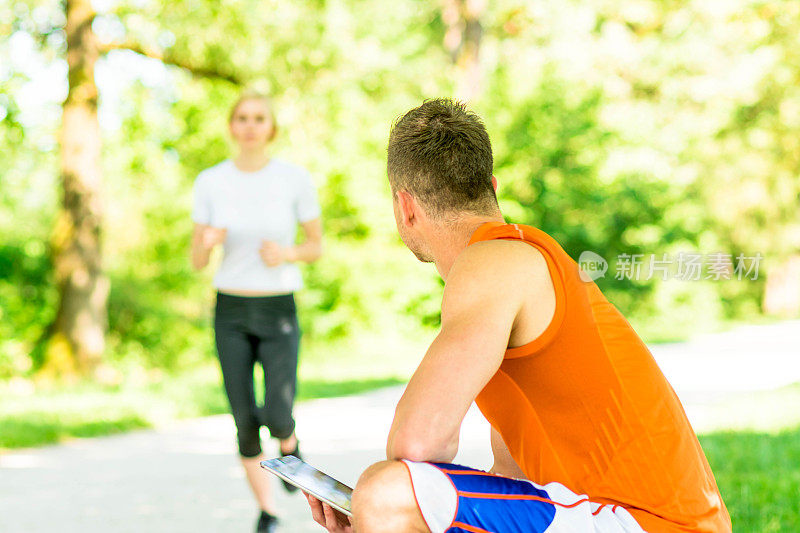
[
  {"xmin": 353, "ymin": 460, "xmax": 408, "ymax": 507},
  {"xmin": 352, "ymin": 460, "xmax": 428, "ymax": 533}
]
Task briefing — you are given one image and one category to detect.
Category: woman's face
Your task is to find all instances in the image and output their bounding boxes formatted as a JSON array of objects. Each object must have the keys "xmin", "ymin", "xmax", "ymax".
[{"xmin": 229, "ymin": 98, "xmax": 274, "ymax": 150}]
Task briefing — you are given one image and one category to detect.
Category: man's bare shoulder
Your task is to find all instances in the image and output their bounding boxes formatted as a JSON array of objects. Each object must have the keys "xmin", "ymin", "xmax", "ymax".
[
  {"xmin": 444, "ymin": 239, "xmax": 556, "ymax": 348},
  {"xmin": 447, "ymin": 239, "xmax": 550, "ymax": 287}
]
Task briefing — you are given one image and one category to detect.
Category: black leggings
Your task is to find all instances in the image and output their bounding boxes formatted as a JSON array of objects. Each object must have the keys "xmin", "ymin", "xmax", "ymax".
[{"xmin": 214, "ymin": 292, "xmax": 300, "ymax": 458}]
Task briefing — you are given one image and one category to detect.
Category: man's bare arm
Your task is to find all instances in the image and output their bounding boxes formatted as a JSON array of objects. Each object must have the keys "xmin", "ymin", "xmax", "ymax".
[{"xmin": 386, "ymin": 241, "xmax": 539, "ymax": 463}]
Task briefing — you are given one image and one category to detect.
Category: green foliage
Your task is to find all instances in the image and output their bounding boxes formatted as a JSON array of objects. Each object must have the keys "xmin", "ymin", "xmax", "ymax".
[
  {"xmin": 483, "ymin": 68, "xmax": 710, "ymax": 327},
  {"xmin": 319, "ymin": 172, "xmax": 370, "ymax": 240},
  {"xmin": 2, "ymin": 0, "xmax": 799, "ymax": 379},
  {"xmin": 0, "ymin": 240, "xmax": 57, "ymax": 375}
]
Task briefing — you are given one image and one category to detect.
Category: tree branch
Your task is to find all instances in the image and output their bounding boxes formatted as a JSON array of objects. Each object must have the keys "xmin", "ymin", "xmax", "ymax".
[{"xmin": 100, "ymin": 41, "xmax": 245, "ymax": 86}]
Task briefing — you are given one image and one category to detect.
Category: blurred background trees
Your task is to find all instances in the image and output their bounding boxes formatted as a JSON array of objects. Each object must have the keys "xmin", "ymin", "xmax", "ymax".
[{"xmin": 1, "ymin": 0, "xmax": 798, "ymax": 382}]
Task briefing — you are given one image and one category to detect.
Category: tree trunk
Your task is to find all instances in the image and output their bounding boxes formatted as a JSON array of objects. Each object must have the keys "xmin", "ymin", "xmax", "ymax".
[
  {"xmin": 42, "ymin": 0, "xmax": 108, "ymax": 377},
  {"xmin": 442, "ymin": 0, "xmax": 485, "ymax": 102}
]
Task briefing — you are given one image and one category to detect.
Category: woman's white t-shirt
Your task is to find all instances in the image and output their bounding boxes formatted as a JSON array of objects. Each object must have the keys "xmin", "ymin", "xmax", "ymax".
[{"xmin": 192, "ymin": 159, "xmax": 320, "ymax": 293}]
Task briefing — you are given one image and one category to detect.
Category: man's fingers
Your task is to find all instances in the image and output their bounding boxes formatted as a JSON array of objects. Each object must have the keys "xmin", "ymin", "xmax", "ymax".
[
  {"xmin": 322, "ymin": 503, "xmax": 351, "ymax": 532},
  {"xmin": 322, "ymin": 504, "xmax": 337, "ymax": 531},
  {"xmin": 305, "ymin": 493, "xmax": 352, "ymax": 533},
  {"xmin": 305, "ymin": 493, "xmax": 327, "ymax": 527}
]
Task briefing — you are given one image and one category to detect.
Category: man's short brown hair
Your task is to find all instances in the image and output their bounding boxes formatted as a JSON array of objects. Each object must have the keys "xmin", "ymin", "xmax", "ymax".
[{"xmin": 387, "ymin": 98, "xmax": 497, "ymax": 218}]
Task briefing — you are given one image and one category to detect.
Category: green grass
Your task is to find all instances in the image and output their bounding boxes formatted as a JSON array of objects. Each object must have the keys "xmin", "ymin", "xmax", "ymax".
[
  {"xmin": 701, "ymin": 426, "xmax": 800, "ymax": 532},
  {"xmin": 0, "ymin": 364, "xmax": 406, "ymax": 450},
  {"xmin": 0, "ymin": 414, "xmax": 151, "ymax": 449},
  {"xmin": 297, "ymin": 377, "xmax": 405, "ymax": 400}
]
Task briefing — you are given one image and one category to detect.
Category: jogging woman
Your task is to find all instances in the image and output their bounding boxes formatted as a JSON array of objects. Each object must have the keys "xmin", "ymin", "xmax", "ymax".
[{"xmin": 191, "ymin": 91, "xmax": 323, "ymax": 533}]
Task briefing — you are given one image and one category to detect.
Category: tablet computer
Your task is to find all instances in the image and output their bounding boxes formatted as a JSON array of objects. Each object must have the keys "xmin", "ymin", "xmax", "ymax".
[{"xmin": 260, "ymin": 455, "xmax": 353, "ymax": 517}]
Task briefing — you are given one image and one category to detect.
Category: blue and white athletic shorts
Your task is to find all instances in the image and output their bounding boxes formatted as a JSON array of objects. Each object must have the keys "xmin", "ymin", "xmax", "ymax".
[{"xmin": 400, "ymin": 461, "xmax": 646, "ymax": 533}]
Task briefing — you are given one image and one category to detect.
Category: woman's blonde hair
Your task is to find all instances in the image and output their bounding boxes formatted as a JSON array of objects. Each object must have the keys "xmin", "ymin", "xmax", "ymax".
[{"xmin": 228, "ymin": 90, "xmax": 277, "ymax": 142}]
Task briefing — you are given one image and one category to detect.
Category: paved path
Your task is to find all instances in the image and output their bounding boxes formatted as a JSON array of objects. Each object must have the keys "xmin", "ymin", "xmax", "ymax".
[{"xmin": 1, "ymin": 321, "xmax": 799, "ymax": 532}]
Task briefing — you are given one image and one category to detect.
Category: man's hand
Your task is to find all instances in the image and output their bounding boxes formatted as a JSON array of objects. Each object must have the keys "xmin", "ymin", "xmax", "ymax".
[
  {"xmin": 304, "ymin": 493, "xmax": 352, "ymax": 532},
  {"xmin": 260, "ymin": 240, "xmax": 294, "ymax": 267},
  {"xmin": 201, "ymin": 226, "xmax": 227, "ymax": 249}
]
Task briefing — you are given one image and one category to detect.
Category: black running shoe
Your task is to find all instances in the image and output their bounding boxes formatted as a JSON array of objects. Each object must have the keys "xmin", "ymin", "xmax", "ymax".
[
  {"xmin": 279, "ymin": 443, "xmax": 302, "ymax": 493},
  {"xmin": 256, "ymin": 510, "xmax": 278, "ymax": 533}
]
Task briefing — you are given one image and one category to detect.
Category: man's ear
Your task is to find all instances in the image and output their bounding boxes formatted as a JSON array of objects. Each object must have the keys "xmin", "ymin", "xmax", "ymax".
[
  {"xmin": 491, "ymin": 175, "xmax": 498, "ymax": 192},
  {"xmin": 395, "ymin": 190, "xmax": 418, "ymax": 226}
]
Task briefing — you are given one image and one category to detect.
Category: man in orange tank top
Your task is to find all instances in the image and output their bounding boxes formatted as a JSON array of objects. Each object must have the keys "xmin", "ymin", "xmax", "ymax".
[{"xmin": 305, "ymin": 99, "xmax": 731, "ymax": 533}]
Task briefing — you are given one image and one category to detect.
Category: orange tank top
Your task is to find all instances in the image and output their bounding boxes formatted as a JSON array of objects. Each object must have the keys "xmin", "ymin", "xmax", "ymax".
[{"xmin": 471, "ymin": 222, "xmax": 731, "ymax": 533}]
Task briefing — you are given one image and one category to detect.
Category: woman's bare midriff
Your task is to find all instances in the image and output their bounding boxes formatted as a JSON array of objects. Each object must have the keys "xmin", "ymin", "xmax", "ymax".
[{"xmin": 218, "ymin": 288, "xmax": 293, "ymax": 297}]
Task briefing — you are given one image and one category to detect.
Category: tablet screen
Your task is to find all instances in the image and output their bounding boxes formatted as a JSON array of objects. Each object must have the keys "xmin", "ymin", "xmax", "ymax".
[{"xmin": 260, "ymin": 456, "xmax": 353, "ymax": 516}]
